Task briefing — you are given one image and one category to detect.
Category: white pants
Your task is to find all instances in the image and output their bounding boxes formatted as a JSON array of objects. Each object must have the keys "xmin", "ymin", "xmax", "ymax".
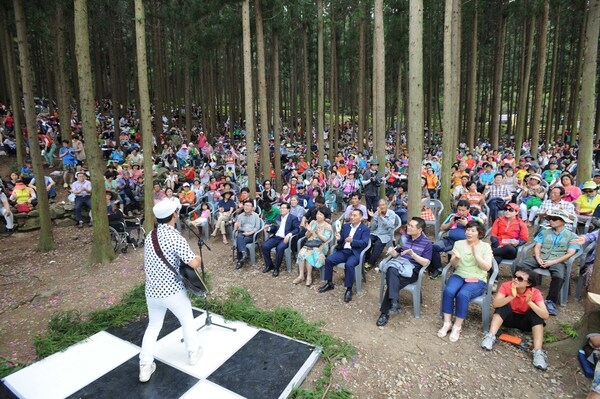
[
  {"xmin": 520, "ymin": 203, "xmax": 539, "ymax": 222},
  {"xmin": 139, "ymin": 289, "xmax": 198, "ymax": 365},
  {"xmin": 1, "ymin": 205, "xmax": 13, "ymax": 229}
]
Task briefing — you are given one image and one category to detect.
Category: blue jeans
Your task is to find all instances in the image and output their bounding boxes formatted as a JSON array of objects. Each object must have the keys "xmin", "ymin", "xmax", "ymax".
[
  {"xmin": 441, "ymin": 274, "xmax": 486, "ymax": 319},
  {"xmin": 74, "ymin": 195, "xmax": 92, "ymax": 222}
]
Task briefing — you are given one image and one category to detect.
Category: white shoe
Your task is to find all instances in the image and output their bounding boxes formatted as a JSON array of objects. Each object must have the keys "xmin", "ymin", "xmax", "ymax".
[
  {"xmin": 139, "ymin": 362, "xmax": 156, "ymax": 382},
  {"xmin": 189, "ymin": 346, "xmax": 204, "ymax": 365}
]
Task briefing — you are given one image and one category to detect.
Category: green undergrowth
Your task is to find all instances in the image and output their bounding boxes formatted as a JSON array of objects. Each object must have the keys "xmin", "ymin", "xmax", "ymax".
[{"xmin": 10, "ymin": 285, "xmax": 354, "ymax": 398}]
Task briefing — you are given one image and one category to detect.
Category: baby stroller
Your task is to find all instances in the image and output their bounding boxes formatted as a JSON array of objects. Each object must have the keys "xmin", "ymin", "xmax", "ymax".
[{"xmin": 108, "ymin": 217, "xmax": 146, "ymax": 253}]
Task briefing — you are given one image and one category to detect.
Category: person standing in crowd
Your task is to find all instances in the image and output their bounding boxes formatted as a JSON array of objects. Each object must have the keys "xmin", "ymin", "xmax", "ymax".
[
  {"xmin": 71, "ymin": 171, "xmax": 92, "ymax": 228},
  {"xmin": 138, "ymin": 200, "xmax": 202, "ymax": 383},
  {"xmin": 362, "ymin": 159, "xmax": 383, "ymax": 212}
]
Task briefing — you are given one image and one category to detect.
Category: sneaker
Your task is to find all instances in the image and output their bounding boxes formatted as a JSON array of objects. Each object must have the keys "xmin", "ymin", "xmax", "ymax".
[
  {"xmin": 63, "ymin": 182, "xmax": 68, "ymax": 188},
  {"xmin": 77, "ymin": 221, "xmax": 84, "ymax": 228},
  {"xmin": 188, "ymin": 346, "xmax": 204, "ymax": 365},
  {"xmin": 364, "ymin": 262, "xmax": 372, "ymax": 270},
  {"xmin": 481, "ymin": 333, "xmax": 496, "ymax": 351},
  {"xmin": 139, "ymin": 362, "xmax": 156, "ymax": 382},
  {"xmin": 532, "ymin": 349, "xmax": 548, "ymax": 371},
  {"xmin": 545, "ymin": 300, "xmax": 557, "ymax": 316}
]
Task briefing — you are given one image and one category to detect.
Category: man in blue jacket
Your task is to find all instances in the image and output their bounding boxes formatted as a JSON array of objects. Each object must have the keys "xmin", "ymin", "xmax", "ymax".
[
  {"xmin": 319, "ymin": 209, "xmax": 371, "ymax": 302},
  {"xmin": 261, "ymin": 202, "xmax": 300, "ymax": 277}
]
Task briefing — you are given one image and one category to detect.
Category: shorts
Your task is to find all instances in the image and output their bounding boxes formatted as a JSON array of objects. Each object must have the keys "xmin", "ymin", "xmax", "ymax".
[
  {"xmin": 495, "ymin": 304, "xmax": 545, "ymax": 331},
  {"xmin": 63, "ymin": 163, "xmax": 76, "ymax": 172}
]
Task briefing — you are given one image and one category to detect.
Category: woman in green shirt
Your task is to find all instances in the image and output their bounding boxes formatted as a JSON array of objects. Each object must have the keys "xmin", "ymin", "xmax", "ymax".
[{"xmin": 438, "ymin": 220, "xmax": 493, "ymax": 342}]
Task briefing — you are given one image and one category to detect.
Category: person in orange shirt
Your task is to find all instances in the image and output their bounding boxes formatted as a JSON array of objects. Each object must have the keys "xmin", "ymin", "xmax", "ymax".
[
  {"xmin": 297, "ymin": 155, "xmax": 309, "ymax": 174},
  {"xmin": 452, "ymin": 162, "xmax": 470, "ymax": 188},
  {"xmin": 423, "ymin": 168, "xmax": 439, "ymax": 198},
  {"xmin": 464, "ymin": 153, "xmax": 477, "ymax": 171},
  {"xmin": 178, "ymin": 182, "xmax": 196, "ymax": 215},
  {"xmin": 337, "ymin": 160, "xmax": 348, "ymax": 177}
]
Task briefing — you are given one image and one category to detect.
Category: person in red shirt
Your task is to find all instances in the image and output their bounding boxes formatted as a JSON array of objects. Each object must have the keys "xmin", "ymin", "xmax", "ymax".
[{"xmin": 480, "ymin": 266, "xmax": 550, "ymax": 370}]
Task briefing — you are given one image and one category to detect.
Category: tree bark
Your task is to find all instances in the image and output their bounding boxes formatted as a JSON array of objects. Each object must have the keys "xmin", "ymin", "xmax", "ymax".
[
  {"xmin": 357, "ymin": 0, "xmax": 367, "ymax": 153},
  {"xmin": 530, "ymin": 0, "xmax": 550, "ymax": 158},
  {"xmin": 317, "ymin": 0, "xmax": 325, "ymax": 166},
  {"xmin": 302, "ymin": 25, "xmax": 311, "ymax": 163},
  {"xmin": 55, "ymin": 2, "xmax": 72, "ymax": 141},
  {"xmin": 272, "ymin": 28, "xmax": 282, "ymax": 190},
  {"xmin": 408, "ymin": 0, "xmax": 424, "ymax": 219},
  {"xmin": 545, "ymin": 13, "xmax": 560, "ymax": 148},
  {"xmin": 74, "ymin": 0, "xmax": 114, "ymax": 263},
  {"xmin": 255, "ymin": 0, "xmax": 270, "ymax": 182},
  {"xmin": 14, "ymin": 0, "xmax": 55, "ymax": 251},
  {"xmin": 440, "ymin": 0, "xmax": 461, "ymax": 220},
  {"xmin": 515, "ymin": 12, "xmax": 535, "ymax": 161},
  {"xmin": 577, "ymin": 0, "xmax": 600, "ymax": 184},
  {"xmin": 0, "ymin": 6, "xmax": 24, "ymax": 167},
  {"xmin": 465, "ymin": 0, "xmax": 478, "ymax": 150},
  {"xmin": 242, "ymin": 0, "xmax": 256, "ymax": 198},
  {"xmin": 373, "ymin": 0, "xmax": 385, "ymax": 196}
]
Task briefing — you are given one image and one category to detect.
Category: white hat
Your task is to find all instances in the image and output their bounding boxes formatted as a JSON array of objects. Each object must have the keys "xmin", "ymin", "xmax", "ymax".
[{"xmin": 153, "ymin": 199, "xmax": 178, "ymax": 219}]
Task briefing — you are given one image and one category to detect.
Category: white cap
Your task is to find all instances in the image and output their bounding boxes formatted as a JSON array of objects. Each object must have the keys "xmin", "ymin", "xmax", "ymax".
[{"xmin": 153, "ymin": 199, "xmax": 178, "ymax": 219}]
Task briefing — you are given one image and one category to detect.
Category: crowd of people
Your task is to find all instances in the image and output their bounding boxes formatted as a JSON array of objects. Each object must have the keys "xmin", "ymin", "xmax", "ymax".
[{"xmin": 4, "ymin": 102, "xmax": 600, "ymax": 389}]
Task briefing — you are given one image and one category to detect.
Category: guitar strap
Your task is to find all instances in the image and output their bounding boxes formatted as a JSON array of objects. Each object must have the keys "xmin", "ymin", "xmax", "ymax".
[{"xmin": 151, "ymin": 228, "xmax": 181, "ymax": 278}]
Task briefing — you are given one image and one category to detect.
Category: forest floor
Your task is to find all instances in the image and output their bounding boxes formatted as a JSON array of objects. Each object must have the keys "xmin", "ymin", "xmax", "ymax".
[{"xmin": 0, "ymin": 161, "xmax": 594, "ymax": 398}]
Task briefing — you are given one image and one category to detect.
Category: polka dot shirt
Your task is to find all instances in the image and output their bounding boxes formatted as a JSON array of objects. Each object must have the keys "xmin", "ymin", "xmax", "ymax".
[{"xmin": 144, "ymin": 224, "xmax": 197, "ymax": 298}]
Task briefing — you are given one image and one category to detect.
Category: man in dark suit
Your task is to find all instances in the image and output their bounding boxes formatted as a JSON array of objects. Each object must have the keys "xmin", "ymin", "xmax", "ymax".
[
  {"xmin": 319, "ymin": 209, "xmax": 370, "ymax": 302},
  {"xmin": 261, "ymin": 202, "xmax": 300, "ymax": 277}
]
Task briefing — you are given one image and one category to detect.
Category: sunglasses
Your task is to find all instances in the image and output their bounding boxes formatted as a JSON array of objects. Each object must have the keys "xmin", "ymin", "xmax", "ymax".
[
  {"xmin": 584, "ymin": 189, "xmax": 596, "ymax": 193},
  {"xmin": 513, "ymin": 274, "xmax": 528, "ymax": 283},
  {"xmin": 547, "ymin": 216, "xmax": 562, "ymax": 221},
  {"xmin": 504, "ymin": 208, "xmax": 516, "ymax": 212}
]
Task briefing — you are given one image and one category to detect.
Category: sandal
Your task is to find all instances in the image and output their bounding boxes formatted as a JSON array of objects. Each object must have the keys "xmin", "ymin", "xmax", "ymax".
[
  {"xmin": 293, "ymin": 276, "xmax": 304, "ymax": 285},
  {"xmin": 223, "ymin": 239, "xmax": 229, "ymax": 245},
  {"xmin": 449, "ymin": 325, "xmax": 462, "ymax": 342},
  {"xmin": 437, "ymin": 322, "xmax": 452, "ymax": 338},
  {"xmin": 306, "ymin": 277, "xmax": 312, "ymax": 287}
]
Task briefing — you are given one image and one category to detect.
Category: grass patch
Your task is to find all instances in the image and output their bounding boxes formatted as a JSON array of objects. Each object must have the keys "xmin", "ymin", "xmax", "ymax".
[
  {"xmin": 25, "ymin": 285, "xmax": 353, "ymax": 398},
  {"xmin": 34, "ymin": 285, "xmax": 147, "ymax": 359},
  {"xmin": 0, "ymin": 359, "xmax": 24, "ymax": 379}
]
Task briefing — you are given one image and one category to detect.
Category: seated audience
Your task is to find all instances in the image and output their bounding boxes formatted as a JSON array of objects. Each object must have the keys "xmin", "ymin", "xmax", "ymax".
[
  {"xmin": 376, "ymin": 217, "xmax": 432, "ymax": 326},
  {"xmin": 480, "ymin": 266, "xmax": 549, "ymax": 371},
  {"xmin": 438, "ymin": 221, "xmax": 492, "ymax": 342},
  {"xmin": 294, "ymin": 207, "xmax": 333, "ymax": 286},
  {"xmin": 490, "ymin": 203, "xmax": 528, "ymax": 265}
]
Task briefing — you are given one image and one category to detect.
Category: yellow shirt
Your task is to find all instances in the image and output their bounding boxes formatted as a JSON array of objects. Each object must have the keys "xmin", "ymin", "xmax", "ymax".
[{"xmin": 575, "ymin": 194, "xmax": 600, "ymax": 215}]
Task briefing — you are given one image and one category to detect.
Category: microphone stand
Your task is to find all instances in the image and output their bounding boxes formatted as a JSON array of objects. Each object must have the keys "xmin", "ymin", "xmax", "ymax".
[{"xmin": 182, "ymin": 216, "xmax": 237, "ymax": 337}]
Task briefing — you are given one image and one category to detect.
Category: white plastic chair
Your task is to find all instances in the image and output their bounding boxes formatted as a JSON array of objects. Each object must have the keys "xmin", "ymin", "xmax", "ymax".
[{"xmin": 378, "ymin": 255, "xmax": 427, "ymax": 318}]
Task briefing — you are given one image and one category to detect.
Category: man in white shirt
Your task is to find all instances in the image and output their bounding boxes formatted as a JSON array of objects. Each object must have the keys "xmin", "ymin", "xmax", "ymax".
[{"xmin": 261, "ymin": 202, "xmax": 300, "ymax": 277}]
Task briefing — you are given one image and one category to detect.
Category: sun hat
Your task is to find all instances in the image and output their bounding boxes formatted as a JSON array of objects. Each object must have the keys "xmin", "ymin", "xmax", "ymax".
[
  {"xmin": 546, "ymin": 209, "xmax": 571, "ymax": 223},
  {"xmin": 583, "ymin": 181, "xmax": 598, "ymax": 191},
  {"xmin": 153, "ymin": 199, "xmax": 179, "ymax": 219},
  {"xmin": 589, "ymin": 292, "xmax": 600, "ymax": 305},
  {"xmin": 527, "ymin": 173, "xmax": 542, "ymax": 182}
]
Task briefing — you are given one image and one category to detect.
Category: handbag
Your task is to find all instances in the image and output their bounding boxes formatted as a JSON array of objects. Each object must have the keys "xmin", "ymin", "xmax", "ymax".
[
  {"xmin": 304, "ymin": 239, "xmax": 322, "ymax": 248},
  {"xmin": 150, "ymin": 229, "xmax": 207, "ymax": 296}
]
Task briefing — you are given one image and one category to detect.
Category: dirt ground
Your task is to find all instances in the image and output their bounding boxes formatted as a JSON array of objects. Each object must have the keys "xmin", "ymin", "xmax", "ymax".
[{"xmin": 0, "ymin": 165, "xmax": 594, "ymax": 398}]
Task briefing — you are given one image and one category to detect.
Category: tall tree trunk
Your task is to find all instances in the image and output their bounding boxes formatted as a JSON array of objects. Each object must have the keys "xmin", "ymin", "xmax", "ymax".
[
  {"xmin": 255, "ymin": 0, "xmax": 270, "ymax": 181},
  {"xmin": 373, "ymin": 0, "xmax": 385, "ymax": 195},
  {"xmin": 55, "ymin": 2, "xmax": 71, "ymax": 140},
  {"xmin": 242, "ymin": 0, "xmax": 256, "ymax": 197},
  {"xmin": 302, "ymin": 25, "xmax": 311, "ymax": 163},
  {"xmin": 272, "ymin": 29, "xmax": 282, "ymax": 190},
  {"xmin": 530, "ymin": 0, "xmax": 550, "ymax": 158},
  {"xmin": 330, "ymin": 5, "xmax": 338, "ymax": 161},
  {"xmin": 515, "ymin": 13, "xmax": 535, "ymax": 161},
  {"xmin": 152, "ymin": 6, "xmax": 164, "ymax": 142},
  {"xmin": 14, "ymin": 0, "xmax": 55, "ymax": 251},
  {"xmin": 0, "ymin": 7, "xmax": 24, "ymax": 167},
  {"xmin": 577, "ymin": 0, "xmax": 600, "ymax": 184},
  {"xmin": 396, "ymin": 61, "xmax": 404, "ymax": 155},
  {"xmin": 357, "ymin": 1, "xmax": 367, "ymax": 152},
  {"xmin": 74, "ymin": 0, "xmax": 114, "ymax": 263},
  {"xmin": 440, "ymin": 0, "xmax": 461, "ymax": 220},
  {"xmin": 185, "ymin": 59, "xmax": 192, "ymax": 143},
  {"xmin": 465, "ymin": 0, "xmax": 478, "ymax": 150},
  {"xmin": 135, "ymin": 0, "xmax": 156, "ymax": 234},
  {"xmin": 545, "ymin": 13, "xmax": 560, "ymax": 148},
  {"xmin": 317, "ymin": 0, "xmax": 325, "ymax": 166},
  {"xmin": 408, "ymin": 0, "xmax": 424, "ymax": 219}
]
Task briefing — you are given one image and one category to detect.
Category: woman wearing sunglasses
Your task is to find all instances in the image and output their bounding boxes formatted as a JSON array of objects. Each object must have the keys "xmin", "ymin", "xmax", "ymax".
[
  {"xmin": 490, "ymin": 202, "xmax": 529, "ymax": 265},
  {"xmin": 481, "ymin": 266, "xmax": 549, "ymax": 371}
]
